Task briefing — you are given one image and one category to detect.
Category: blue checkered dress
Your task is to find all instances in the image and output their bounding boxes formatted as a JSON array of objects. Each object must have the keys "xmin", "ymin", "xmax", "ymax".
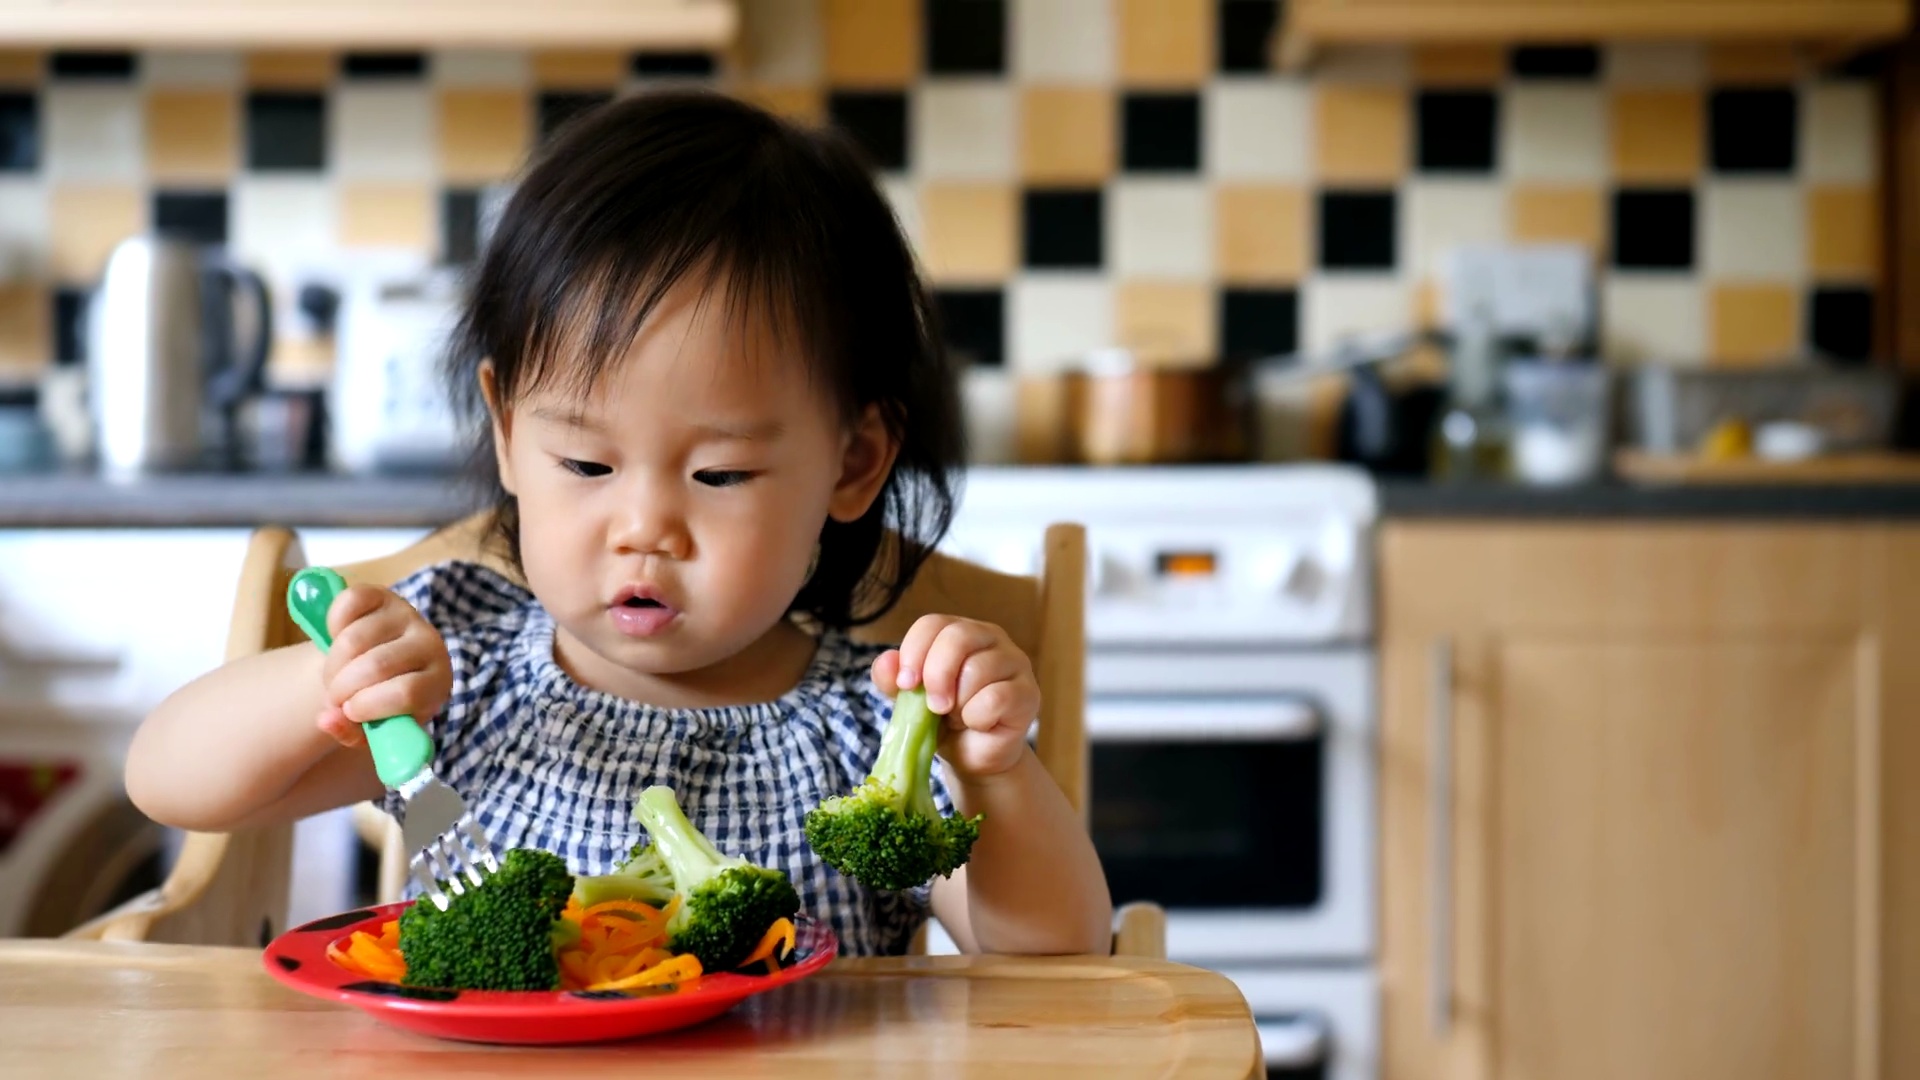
[{"xmin": 378, "ymin": 560, "xmax": 950, "ymax": 957}]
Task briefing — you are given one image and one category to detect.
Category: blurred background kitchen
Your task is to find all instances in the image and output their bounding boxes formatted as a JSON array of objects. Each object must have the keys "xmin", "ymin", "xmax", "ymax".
[{"xmin": 4, "ymin": 2, "xmax": 1919, "ymax": 1078}]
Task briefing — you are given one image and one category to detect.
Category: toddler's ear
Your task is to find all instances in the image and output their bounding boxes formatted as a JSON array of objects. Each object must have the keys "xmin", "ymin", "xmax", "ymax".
[
  {"xmin": 828, "ymin": 403, "xmax": 898, "ymax": 522},
  {"xmin": 477, "ymin": 361, "xmax": 518, "ymax": 495}
]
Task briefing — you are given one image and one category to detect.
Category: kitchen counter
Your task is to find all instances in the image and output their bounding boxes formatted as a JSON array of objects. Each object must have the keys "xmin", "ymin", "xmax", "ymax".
[
  {"xmin": 0, "ymin": 471, "xmax": 480, "ymax": 527},
  {"xmin": 1380, "ymin": 479, "xmax": 1920, "ymax": 519}
]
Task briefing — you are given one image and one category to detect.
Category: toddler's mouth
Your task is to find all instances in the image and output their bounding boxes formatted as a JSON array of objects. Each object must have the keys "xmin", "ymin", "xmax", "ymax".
[{"xmin": 609, "ymin": 586, "xmax": 679, "ymax": 637}]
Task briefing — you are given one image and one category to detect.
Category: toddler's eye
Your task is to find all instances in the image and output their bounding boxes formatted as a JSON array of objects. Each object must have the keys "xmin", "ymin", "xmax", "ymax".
[
  {"xmin": 694, "ymin": 469, "xmax": 752, "ymax": 488},
  {"xmin": 560, "ymin": 458, "xmax": 612, "ymax": 478}
]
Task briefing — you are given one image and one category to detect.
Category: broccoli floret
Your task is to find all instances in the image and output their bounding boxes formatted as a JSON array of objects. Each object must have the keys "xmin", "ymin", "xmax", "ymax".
[
  {"xmin": 572, "ymin": 842, "xmax": 677, "ymax": 908},
  {"xmin": 397, "ymin": 847, "xmax": 574, "ymax": 991},
  {"xmin": 803, "ymin": 687, "xmax": 983, "ymax": 891},
  {"xmin": 631, "ymin": 785, "xmax": 800, "ymax": 973}
]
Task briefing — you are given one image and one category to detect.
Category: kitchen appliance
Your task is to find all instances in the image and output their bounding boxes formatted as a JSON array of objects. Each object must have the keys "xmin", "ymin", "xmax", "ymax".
[
  {"xmin": 935, "ymin": 465, "xmax": 1380, "ymax": 1080},
  {"xmin": 1069, "ymin": 349, "xmax": 1252, "ymax": 465},
  {"xmin": 330, "ymin": 266, "xmax": 467, "ymax": 475},
  {"xmin": 86, "ymin": 236, "xmax": 273, "ymax": 477},
  {"xmin": 1505, "ymin": 359, "xmax": 1610, "ymax": 486}
]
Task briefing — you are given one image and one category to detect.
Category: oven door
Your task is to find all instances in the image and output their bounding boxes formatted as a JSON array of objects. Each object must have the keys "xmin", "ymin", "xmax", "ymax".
[
  {"xmin": 1225, "ymin": 966, "xmax": 1378, "ymax": 1080},
  {"xmin": 1085, "ymin": 649, "xmax": 1374, "ymax": 963}
]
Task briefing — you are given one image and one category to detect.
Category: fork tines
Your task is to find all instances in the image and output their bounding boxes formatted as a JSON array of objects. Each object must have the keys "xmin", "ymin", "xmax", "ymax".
[{"xmin": 410, "ymin": 821, "xmax": 503, "ymax": 911}]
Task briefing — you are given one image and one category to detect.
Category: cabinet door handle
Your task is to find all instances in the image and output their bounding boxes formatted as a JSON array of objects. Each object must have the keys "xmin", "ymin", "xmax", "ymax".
[{"xmin": 1430, "ymin": 637, "xmax": 1454, "ymax": 1038}]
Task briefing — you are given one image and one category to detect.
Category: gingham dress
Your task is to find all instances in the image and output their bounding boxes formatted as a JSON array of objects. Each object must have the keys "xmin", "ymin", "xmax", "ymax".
[{"xmin": 378, "ymin": 560, "xmax": 951, "ymax": 957}]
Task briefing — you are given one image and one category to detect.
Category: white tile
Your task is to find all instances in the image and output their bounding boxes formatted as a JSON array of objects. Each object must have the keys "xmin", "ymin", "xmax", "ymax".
[
  {"xmin": 430, "ymin": 50, "xmax": 530, "ymax": 86},
  {"xmin": 43, "ymin": 86, "xmax": 143, "ymax": 182},
  {"xmin": 1110, "ymin": 180, "xmax": 1210, "ymax": 278},
  {"xmin": 0, "ymin": 179, "xmax": 49, "ymax": 280},
  {"xmin": 914, "ymin": 82, "xmax": 1015, "ymax": 181},
  {"xmin": 331, "ymin": 86, "xmax": 435, "ymax": 182},
  {"xmin": 1601, "ymin": 278, "xmax": 1704, "ymax": 364},
  {"xmin": 880, "ymin": 177, "xmax": 922, "ymax": 253},
  {"xmin": 1206, "ymin": 81, "xmax": 1310, "ymax": 180},
  {"xmin": 1010, "ymin": 276, "xmax": 1113, "ymax": 373},
  {"xmin": 1404, "ymin": 180, "xmax": 1505, "ymax": 279},
  {"xmin": 1603, "ymin": 43, "xmax": 1704, "ymax": 86},
  {"xmin": 1502, "ymin": 86, "xmax": 1605, "ymax": 182},
  {"xmin": 1302, "ymin": 277, "xmax": 1412, "ymax": 353},
  {"xmin": 1013, "ymin": 0, "xmax": 1113, "ymax": 83},
  {"xmin": 1702, "ymin": 181, "xmax": 1802, "ymax": 281},
  {"xmin": 1803, "ymin": 81, "xmax": 1877, "ymax": 185},
  {"xmin": 740, "ymin": 0, "xmax": 821, "ymax": 84},
  {"xmin": 232, "ymin": 178, "xmax": 335, "ymax": 277},
  {"xmin": 1313, "ymin": 46, "xmax": 1410, "ymax": 84},
  {"xmin": 142, "ymin": 51, "xmax": 243, "ymax": 86}
]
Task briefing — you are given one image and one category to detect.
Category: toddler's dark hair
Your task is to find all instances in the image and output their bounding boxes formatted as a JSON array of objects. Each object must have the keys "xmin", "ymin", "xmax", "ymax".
[{"xmin": 445, "ymin": 90, "xmax": 964, "ymax": 629}]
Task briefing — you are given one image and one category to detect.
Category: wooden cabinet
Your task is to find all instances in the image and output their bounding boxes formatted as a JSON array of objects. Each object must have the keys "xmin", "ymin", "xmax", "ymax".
[
  {"xmin": 1381, "ymin": 523, "xmax": 1920, "ymax": 1080},
  {"xmin": 1284, "ymin": 0, "xmax": 1908, "ymax": 52}
]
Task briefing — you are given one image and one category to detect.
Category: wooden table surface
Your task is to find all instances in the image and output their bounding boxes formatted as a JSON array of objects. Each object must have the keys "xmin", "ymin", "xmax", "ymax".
[{"xmin": 0, "ymin": 940, "xmax": 1260, "ymax": 1078}]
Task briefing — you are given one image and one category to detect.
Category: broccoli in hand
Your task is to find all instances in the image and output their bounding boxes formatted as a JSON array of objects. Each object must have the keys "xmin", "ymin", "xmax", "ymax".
[
  {"xmin": 631, "ymin": 785, "xmax": 801, "ymax": 973},
  {"xmin": 397, "ymin": 847, "xmax": 574, "ymax": 991},
  {"xmin": 804, "ymin": 687, "xmax": 983, "ymax": 891}
]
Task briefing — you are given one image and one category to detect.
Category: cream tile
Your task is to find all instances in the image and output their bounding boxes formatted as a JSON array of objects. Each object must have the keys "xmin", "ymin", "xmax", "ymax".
[
  {"xmin": 1601, "ymin": 278, "xmax": 1704, "ymax": 364},
  {"xmin": 1702, "ymin": 181, "xmax": 1802, "ymax": 282},
  {"xmin": 232, "ymin": 178, "xmax": 335, "ymax": 275},
  {"xmin": 1206, "ymin": 81, "xmax": 1309, "ymax": 180},
  {"xmin": 1110, "ymin": 180, "xmax": 1210, "ymax": 278},
  {"xmin": 331, "ymin": 86, "xmax": 434, "ymax": 183},
  {"xmin": 1503, "ymin": 86, "xmax": 1605, "ymax": 183},
  {"xmin": 1013, "ymin": 0, "xmax": 1113, "ymax": 83},
  {"xmin": 1804, "ymin": 82, "xmax": 1877, "ymax": 185},
  {"xmin": 338, "ymin": 184, "xmax": 433, "ymax": 250},
  {"xmin": 431, "ymin": 50, "xmax": 530, "ymax": 87},
  {"xmin": 143, "ymin": 51, "xmax": 243, "ymax": 86},
  {"xmin": 1603, "ymin": 43, "xmax": 1704, "ymax": 86},
  {"xmin": 1312, "ymin": 46, "xmax": 1410, "ymax": 84},
  {"xmin": 914, "ymin": 82, "xmax": 1015, "ymax": 180},
  {"xmin": 43, "ymin": 86, "xmax": 143, "ymax": 182},
  {"xmin": 1011, "ymin": 276, "xmax": 1113, "ymax": 373},
  {"xmin": 0, "ymin": 179, "xmax": 50, "ymax": 279},
  {"xmin": 1404, "ymin": 180, "xmax": 1505, "ymax": 278},
  {"xmin": 741, "ymin": 0, "xmax": 822, "ymax": 84},
  {"xmin": 880, "ymin": 176, "xmax": 921, "ymax": 252},
  {"xmin": 1302, "ymin": 277, "xmax": 1412, "ymax": 353}
]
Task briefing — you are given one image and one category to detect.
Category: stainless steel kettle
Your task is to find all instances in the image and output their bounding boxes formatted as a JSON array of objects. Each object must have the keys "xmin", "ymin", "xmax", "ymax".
[{"xmin": 85, "ymin": 236, "xmax": 273, "ymax": 476}]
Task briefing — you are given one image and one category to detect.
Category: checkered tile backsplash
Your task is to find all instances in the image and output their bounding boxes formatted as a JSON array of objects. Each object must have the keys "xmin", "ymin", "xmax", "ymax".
[{"xmin": 0, "ymin": 0, "xmax": 1884, "ymax": 383}]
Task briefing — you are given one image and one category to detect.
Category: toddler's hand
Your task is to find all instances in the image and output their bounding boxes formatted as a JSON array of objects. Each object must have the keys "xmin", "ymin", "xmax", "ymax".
[
  {"xmin": 873, "ymin": 614, "xmax": 1039, "ymax": 781},
  {"xmin": 314, "ymin": 585, "xmax": 452, "ymax": 748}
]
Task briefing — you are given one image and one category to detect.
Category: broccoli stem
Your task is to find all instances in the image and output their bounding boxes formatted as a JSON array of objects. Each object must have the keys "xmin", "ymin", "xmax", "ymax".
[
  {"xmin": 871, "ymin": 688, "xmax": 941, "ymax": 818},
  {"xmin": 634, "ymin": 785, "xmax": 740, "ymax": 889}
]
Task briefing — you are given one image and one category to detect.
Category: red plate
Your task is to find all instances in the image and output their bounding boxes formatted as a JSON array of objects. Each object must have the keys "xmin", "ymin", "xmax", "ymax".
[{"xmin": 262, "ymin": 901, "xmax": 838, "ymax": 1044}]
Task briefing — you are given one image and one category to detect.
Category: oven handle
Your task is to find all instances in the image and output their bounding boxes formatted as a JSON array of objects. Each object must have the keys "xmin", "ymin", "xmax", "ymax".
[
  {"xmin": 1256, "ymin": 1013, "xmax": 1331, "ymax": 1068},
  {"xmin": 1083, "ymin": 699, "xmax": 1321, "ymax": 742},
  {"xmin": 1430, "ymin": 638, "xmax": 1454, "ymax": 1038}
]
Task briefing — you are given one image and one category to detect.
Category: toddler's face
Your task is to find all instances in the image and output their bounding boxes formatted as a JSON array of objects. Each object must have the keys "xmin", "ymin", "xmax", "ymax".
[{"xmin": 485, "ymin": 279, "xmax": 891, "ymax": 693}]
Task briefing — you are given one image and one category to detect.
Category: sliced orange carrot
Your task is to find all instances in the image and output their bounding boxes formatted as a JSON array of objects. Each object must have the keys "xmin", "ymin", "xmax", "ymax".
[{"xmin": 738, "ymin": 918, "xmax": 797, "ymax": 970}]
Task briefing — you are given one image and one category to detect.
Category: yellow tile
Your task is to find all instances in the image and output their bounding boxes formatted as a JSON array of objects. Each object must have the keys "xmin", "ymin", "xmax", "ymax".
[
  {"xmin": 1807, "ymin": 185, "xmax": 1879, "ymax": 283},
  {"xmin": 0, "ymin": 51, "xmax": 42, "ymax": 84},
  {"xmin": 50, "ymin": 186, "xmax": 143, "ymax": 284},
  {"xmin": 1611, "ymin": 89, "xmax": 1701, "ymax": 183},
  {"xmin": 1021, "ymin": 87, "xmax": 1114, "ymax": 184},
  {"xmin": 438, "ymin": 90, "xmax": 531, "ymax": 183},
  {"xmin": 1215, "ymin": 185, "xmax": 1307, "ymax": 284},
  {"xmin": 0, "ymin": 283, "xmax": 49, "ymax": 372},
  {"xmin": 1314, "ymin": 86, "xmax": 1407, "ymax": 182},
  {"xmin": 1118, "ymin": 0, "xmax": 1210, "ymax": 87},
  {"xmin": 145, "ymin": 90, "xmax": 238, "ymax": 183},
  {"xmin": 1709, "ymin": 284, "xmax": 1800, "ymax": 366},
  {"xmin": 530, "ymin": 50, "xmax": 627, "ymax": 89},
  {"xmin": 919, "ymin": 183, "xmax": 1016, "ymax": 283},
  {"xmin": 267, "ymin": 335, "xmax": 334, "ymax": 382},
  {"xmin": 1412, "ymin": 45, "xmax": 1504, "ymax": 86},
  {"xmin": 736, "ymin": 85, "xmax": 827, "ymax": 126},
  {"xmin": 1116, "ymin": 281, "xmax": 1213, "ymax": 366},
  {"xmin": 339, "ymin": 184, "xmax": 433, "ymax": 250},
  {"xmin": 246, "ymin": 51, "xmax": 336, "ymax": 88},
  {"xmin": 1509, "ymin": 185, "xmax": 1604, "ymax": 252},
  {"xmin": 1707, "ymin": 43, "xmax": 1804, "ymax": 83},
  {"xmin": 823, "ymin": 0, "xmax": 919, "ymax": 88}
]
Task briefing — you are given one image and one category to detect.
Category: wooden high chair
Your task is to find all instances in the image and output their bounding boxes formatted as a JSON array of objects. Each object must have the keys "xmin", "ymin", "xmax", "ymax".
[{"xmin": 68, "ymin": 513, "xmax": 1166, "ymax": 958}]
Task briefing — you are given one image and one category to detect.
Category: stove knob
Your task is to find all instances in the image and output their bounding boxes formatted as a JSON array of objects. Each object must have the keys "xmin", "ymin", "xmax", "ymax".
[
  {"xmin": 1091, "ymin": 552, "xmax": 1132, "ymax": 595},
  {"xmin": 1277, "ymin": 551, "xmax": 1327, "ymax": 603}
]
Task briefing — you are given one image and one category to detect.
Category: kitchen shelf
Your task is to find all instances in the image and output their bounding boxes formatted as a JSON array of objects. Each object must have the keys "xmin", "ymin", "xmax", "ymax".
[{"xmin": 1614, "ymin": 449, "xmax": 1920, "ymax": 485}]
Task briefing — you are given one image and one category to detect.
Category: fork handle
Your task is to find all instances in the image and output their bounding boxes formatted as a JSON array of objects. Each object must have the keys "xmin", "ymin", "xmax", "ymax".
[{"xmin": 286, "ymin": 566, "xmax": 435, "ymax": 790}]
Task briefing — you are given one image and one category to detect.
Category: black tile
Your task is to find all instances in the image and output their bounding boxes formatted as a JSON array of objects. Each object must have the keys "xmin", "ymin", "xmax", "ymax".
[
  {"xmin": 0, "ymin": 93, "xmax": 36, "ymax": 172},
  {"xmin": 933, "ymin": 288, "xmax": 1005, "ymax": 367},
  {"xmin": 1611, "ymin": 188, "xmax": 1695, "ymax": 270},
  {"xmin": 1809, "ymin": 287, "xmax": 1874, "ymax": 363},
  {"xmin": 1123, "ymin": 93, "xmax": 1201, "ymax": 172},
  {"xmin": 1022, "ymin": 189, "xmax": 1103, "ymax": 268},
  {"xmin": 153, "ymin": 191, "xmax": 228, "ymax": 246},
  {"xmin": 632, "ymin": 52, "xmax": 718, "ymax": 77},
  {"xmin": 246, "ymin": 93, "xmax": 327, "ymax": 172},
  {"xmin": 1221, "ymin": 288, "xmax": 1298, "ymax": 360},
  {"xmin": 53, "ymin": 287, "xmax": 88, "ymax": 366},
  {"xmin": 342, "ymin": 52, "xmax": 426, "ymax": 79},
  {"xmin": 827, "ymin": 92, "xmax": 909, "ymax": 171},
  {"xmin": 1825, "ymin": 49, "xmax": 1888, "ymax": 79},
  {"xmin": 539, "ymin": 92, "xmax": 614, "ymax": 142},
  {"xmin": 1510, "ymin": 45, "xmax": 1599, "ymax": 79},
  {"xmin": 1218, "ymin": 0, "xmax": 1281, "ymax": 73},
  {"xmin": 1710, "ymin": 88, "xmax": 1797, "ymax": 174},
  {"xmin": 1416, "ymin": 90, "xmax": 1498, "ymax": 174},
  {"xmin": 442, "ymin": 189, "xmax": 481, "ymax": 265},
  {"xmin": 1318, "ymin": 190, "xmax": 1397, "ymax": 271},
  {"xmin": 49, "ymin": 51, "xmax": 136, "ymax": 80},
  {"xmin": 926, "ymin": 0, "xmax": 1006, "ymax": 75}
]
